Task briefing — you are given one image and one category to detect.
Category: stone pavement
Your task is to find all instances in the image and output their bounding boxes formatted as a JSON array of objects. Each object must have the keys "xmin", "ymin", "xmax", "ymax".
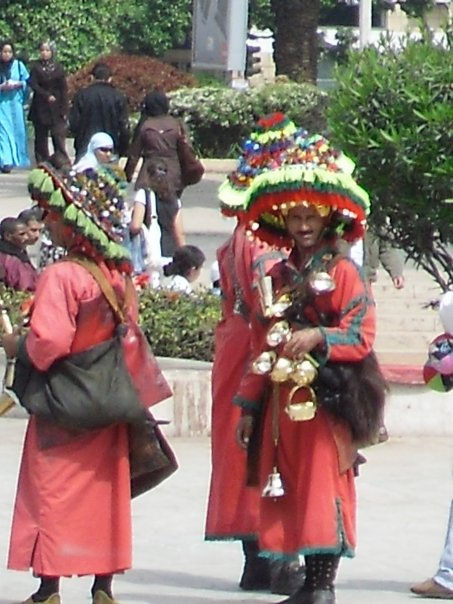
[{"xmin": 1, "ymin": 416, "xmax": 453, "ymax": 603}]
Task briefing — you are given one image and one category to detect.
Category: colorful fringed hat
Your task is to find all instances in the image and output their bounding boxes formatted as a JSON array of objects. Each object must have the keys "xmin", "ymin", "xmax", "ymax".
[
  {"xmin": 219, "ymin": 113, "xmax": 370, "ymax": 248},
  {"xmin": 28, "ymin": 162, "xmax": 132, "ymax": 272}
]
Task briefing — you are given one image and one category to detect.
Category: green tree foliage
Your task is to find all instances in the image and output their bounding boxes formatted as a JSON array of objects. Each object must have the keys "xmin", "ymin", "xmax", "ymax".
[
  {"xmin": 0, "ymin": 0, "xmax": 120, "ymax": 72},
  {"xmin": 328, "ymin": 35, "xmax": 453, "ymax": 291},
  {"xmin": 0, "ymin": 0, "xmax": 192, "ymax": 73},
  {"xmin": 116, "ymin": 0, "xmax": 192, "ymax": 56}
]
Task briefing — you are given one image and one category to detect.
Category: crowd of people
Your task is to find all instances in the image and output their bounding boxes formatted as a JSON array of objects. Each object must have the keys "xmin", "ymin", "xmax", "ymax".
[{"xmin": 0, "ymin": 37, "xmax": 206, "ymax": 295}]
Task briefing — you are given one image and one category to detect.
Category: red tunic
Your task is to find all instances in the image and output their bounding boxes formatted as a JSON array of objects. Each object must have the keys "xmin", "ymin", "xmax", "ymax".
[
  {"xmin": 205, "ymin": 225, "xmax": 285, "ymax": 540},
  {"xmin": 234, "ymin": 246, "xmax": 376, "ymax": 559},
  {"xmin": 8, "ymin": 261, "xmax": 140, "ymax": 576}
]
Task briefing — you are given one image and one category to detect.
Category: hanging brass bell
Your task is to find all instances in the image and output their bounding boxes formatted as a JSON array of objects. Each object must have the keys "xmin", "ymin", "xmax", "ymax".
[
  {"xmin": 285, "ymin": 386, "xmax": 317, "ymax": 421},
  {"xmin": 272, "ymin": 293, "xmax": 292, "ymax": 318},
  {"xmin": 252, "ymin": 351, "xmax": 276, "ymax": 375},
  {"xmin": 262, "ymin": 467, "xmax": 285, "ymax": 498},
  {"xmin": 309, "ymin": 271, "xmax": 336, "ymax": 294},
  {"xmin": 266, "ymin": 320, "xmax": 291, "ymax": 347},
  {"xmin": 289, "ymin": 358, "xmax": 318, "ymax": 386},
  {"xmin": 270, "ymin": 357, "xmax": 293, "ymax": 383}
]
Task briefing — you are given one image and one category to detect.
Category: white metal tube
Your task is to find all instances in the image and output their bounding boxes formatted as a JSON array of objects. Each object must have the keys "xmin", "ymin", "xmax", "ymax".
[{"xmin": 359, "ymin": 0, "xmax": 372, "ymax": 49}]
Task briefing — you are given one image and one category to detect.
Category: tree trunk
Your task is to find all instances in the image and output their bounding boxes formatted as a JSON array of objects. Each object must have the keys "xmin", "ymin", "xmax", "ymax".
[{"xmin": 271, "ymin": 0, "xmax": 320, "ymax": 84}]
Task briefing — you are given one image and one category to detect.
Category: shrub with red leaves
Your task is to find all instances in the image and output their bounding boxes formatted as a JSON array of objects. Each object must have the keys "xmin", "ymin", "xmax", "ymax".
[{"xmin": 67, "ymin": 53, "xmax": 195, "ymax": 112}]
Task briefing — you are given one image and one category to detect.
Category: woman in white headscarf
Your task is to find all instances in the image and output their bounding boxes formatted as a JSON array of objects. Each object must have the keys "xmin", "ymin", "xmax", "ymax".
[{"xmin": 73, "ymin": 131, "xmax": 115, "ymax": 173}]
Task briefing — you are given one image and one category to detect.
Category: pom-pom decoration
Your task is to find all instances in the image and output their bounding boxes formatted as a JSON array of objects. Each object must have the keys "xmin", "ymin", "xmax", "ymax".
[
  {"xmin": 27, "ymin": 163, "xmax": 132, "ymax": 272},
  {"xmin": 219, "ymin": 113, "xmax": 370, "ymax": 247}
]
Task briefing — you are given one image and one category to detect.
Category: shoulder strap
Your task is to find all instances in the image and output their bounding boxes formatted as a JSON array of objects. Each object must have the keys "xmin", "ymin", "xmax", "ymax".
[
  {"xmin": 66, "ymin": 256, "xmax": 133, "ymax": 324},
  {"xmin": 144, "ymin": 189, "xmax": 152, "ymax": 229}
]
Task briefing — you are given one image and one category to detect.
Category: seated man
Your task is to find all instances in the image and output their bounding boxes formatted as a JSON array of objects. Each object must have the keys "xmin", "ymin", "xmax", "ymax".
[{"xmin": 0, "ymin": 217, "xmax": 38, "ymax": 291}]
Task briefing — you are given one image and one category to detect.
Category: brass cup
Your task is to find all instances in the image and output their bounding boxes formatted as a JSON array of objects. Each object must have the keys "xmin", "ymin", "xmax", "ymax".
[
  {"xmin": 252, "ymin": 351, "xmax": 277, "ymax": 375},
  {"xmin": 270, "ymin": 357, "xmax": 293, "ymax": 383},
  {"xmin": 289, "ymin": 359, "xmax": 318, "ymax": 386},
  {"xmin": 266, "ymin": 320, "xmax": 291, "ymax": 347},
  {"xmin": 309, "ymin": 271, "xmax": 336, "ymax": 294},
  {"xmin": 272, "ymin": 294, "xmax": 291, "ymax": 318}
]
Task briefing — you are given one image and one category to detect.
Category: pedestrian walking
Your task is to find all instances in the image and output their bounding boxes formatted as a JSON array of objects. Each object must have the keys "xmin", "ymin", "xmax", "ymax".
[
  {"xmin": 125, "ymin": 90, "xmax": 191, "ymax": 248},
  {"xmin": 73, "ymin": 131, "xmax": 116, "ymax": 173},
  {"xmin": 3, "ymin": 160, "xmax": 174, "ymax": 604},
  {"xmin": 0, "ymin": 216, "xmax": 38, "ymax": 291},
  {"xmin": 220, "ymin": 114, "xmax": 385, "ymax": 604},
  {"xmin": 363, "ymin": 230, "xmax": 405, "ymax": 289},
  {"xmin": 28, "ymin": 41, "xmax": 69, "ymax": 165},
  {"xmin": 69, "ymin": 62, "xmax": 129, "ymax": 161},
  {"xmin": 0, "ymin": 40, "xmax": 29, "ymax": 173}
]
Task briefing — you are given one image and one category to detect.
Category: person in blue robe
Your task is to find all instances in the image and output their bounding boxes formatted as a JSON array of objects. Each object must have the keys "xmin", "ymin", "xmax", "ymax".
[{"xmin": 0, "ymin": 40, "xmax": 30, "ymax": 173}]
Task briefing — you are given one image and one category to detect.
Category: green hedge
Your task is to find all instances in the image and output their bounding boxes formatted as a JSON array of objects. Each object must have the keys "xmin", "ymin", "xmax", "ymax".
[
  {"xmin": 0, "ymin": 285, "xmax": 220, "ymax": 363},
  {"xmin": 139, "ymin": 288, "xmax": 220, "ymax": 361},
  {"xmin": 169, "ymin": 82, "xmax": 328, "ymax": 158}
]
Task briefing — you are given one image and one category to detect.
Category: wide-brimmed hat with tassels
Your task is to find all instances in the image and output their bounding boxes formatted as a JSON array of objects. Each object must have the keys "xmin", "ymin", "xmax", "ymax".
[
  {"xmin": 28, "ymin": 162, "xmax": 132, "ymax": 272},
  {"xmin": 219, "ymin": 113, "xmax": 370, "ymax": 248}
]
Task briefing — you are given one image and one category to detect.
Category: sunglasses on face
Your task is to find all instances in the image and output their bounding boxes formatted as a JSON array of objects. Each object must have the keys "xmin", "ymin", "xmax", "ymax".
[{"xmin": 98, "ymin": 147, "xmax": 113, "ymax": 153}]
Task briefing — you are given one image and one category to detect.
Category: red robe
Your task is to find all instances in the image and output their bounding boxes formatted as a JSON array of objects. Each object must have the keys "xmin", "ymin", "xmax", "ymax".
[
  {"xmin": 205, "ymin": 225, "xmax": 285, "ymax": 540},
  {"xmin": 234, "ymin": 245, "xmax": 376, "ymax": 559},
  {"xmin": 8, "ymin": 261, "xmax": 142, "ymax": 576}
]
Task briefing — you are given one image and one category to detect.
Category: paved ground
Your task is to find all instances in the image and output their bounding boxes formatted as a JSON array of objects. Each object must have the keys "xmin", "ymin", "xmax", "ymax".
[{"xmin": 0, "ymin": 416, "xmax": 453, "ymax": 604}]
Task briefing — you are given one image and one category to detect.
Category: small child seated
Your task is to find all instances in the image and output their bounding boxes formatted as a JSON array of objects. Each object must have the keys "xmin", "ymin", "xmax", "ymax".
[{"xmin": 163, "ymin": 245, "xmax": 205, "ymax": 294}]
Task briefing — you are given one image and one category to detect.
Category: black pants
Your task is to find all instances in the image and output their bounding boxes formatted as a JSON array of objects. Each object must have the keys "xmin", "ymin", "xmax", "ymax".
[{"xmin": 33, "ymin": 121, "xmax": 69, "ymax": 164}]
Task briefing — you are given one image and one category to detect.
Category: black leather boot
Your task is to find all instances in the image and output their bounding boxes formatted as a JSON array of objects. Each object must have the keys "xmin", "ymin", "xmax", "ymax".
[
  {"xmin": 276, "ymin": 554, "xmax": 339, "ymax": 603},
  {"xmin": 239, "ymin": 539, "xmax": 271, "ymax": 591},
  {"xmin": 270, "ymin": 558, "xmax": 306, "ymax": 595}
]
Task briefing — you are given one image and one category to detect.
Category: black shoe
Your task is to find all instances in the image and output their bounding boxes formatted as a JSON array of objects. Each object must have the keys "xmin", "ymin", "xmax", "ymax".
[
  {"xmin": 1, "ymin": 165, "xmax": 12, "ymax": 173},
  {"xmin": 278, "ymin": 588, "xmax": 335, "ymax": 604},
  {"xmin": 270, "ymin": 560, "xmax": 306, "ymax": 595},
  {"xmin": 239, "ymin": 558, "xmax": 271, "ymax": 591}
]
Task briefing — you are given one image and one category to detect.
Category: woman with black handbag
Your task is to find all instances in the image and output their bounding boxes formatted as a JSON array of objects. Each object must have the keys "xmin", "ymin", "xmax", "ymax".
[
  {"xmin": 125, "ymin": 90, "xmax": 203, "ymax": 252},
  {"xmin": 2, "ymin": 162, "xmax": 175, "ymax": 604}
]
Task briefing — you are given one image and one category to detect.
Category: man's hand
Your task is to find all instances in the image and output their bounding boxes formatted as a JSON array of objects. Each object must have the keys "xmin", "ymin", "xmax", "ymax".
[
  {"xmin": 392, "ymin": 275, "xmax": 405, "ymax": 289},
  {"xmin": 236, "ymin": 415, "xmax": 254, "ymax": 450},
  {"xmin": 282, "ymin": 327, "xmax": 323, "ymax": 359}
]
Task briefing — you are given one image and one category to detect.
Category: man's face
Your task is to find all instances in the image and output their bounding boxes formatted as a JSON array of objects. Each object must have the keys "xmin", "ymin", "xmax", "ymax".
[
  {"xmin": 26, "ymin": 219, "xmax": 44, "ymax": 245},
  {"xmin": 5, "ymin": 223, "xmax": 29, "ymax": 248},
  {"xmin": 285, "ymin": 204, "xmax": 328, "ymax": 249}
]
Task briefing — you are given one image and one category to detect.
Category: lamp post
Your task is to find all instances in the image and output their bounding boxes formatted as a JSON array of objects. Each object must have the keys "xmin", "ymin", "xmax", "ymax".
[{"xmin": 359, "ymin": 0, "xmax": 372, "ymax": 48}]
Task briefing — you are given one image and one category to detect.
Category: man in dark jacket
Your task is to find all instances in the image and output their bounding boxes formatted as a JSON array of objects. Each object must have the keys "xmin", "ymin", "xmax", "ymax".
[
  {"xmin": 0, "ymin": 217, "xmax": 38, "ymax": 292},
  {"xmin": 69, "ymin": 62, "xmax": 129, "ymax": 161}
]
